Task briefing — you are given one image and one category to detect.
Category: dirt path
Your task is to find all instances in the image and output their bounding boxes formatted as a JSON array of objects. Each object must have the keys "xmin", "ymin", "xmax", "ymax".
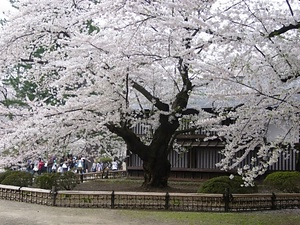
[{"xmin": 0, "ymin": 199, "xmax": 165, "ymax": 225}]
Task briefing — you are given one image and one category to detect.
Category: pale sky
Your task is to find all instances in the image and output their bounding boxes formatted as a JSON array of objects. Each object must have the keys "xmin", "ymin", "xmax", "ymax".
[{"xmin": 0, "ymin": 0, "xmax": 14, "ymax": 19}]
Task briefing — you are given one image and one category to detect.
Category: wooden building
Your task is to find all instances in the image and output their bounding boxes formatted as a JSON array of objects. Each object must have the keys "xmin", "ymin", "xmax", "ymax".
[{"xmin": 127, "ymin": 122, "xmax": 300, "ymax": 180}]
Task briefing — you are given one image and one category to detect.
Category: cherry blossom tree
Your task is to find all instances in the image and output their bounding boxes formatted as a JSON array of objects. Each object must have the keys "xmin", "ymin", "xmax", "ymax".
[
  {"xmin": 207, "ymin": 0, "xmax": 300, "ymax": 185},
  {"xmin": 0, "ymin": 0, "xmax": 299, "ymax": 187}
]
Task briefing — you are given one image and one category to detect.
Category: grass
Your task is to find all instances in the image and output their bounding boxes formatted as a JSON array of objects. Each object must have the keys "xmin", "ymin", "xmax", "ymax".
[
  {"xmin": 120, "ymin": 209, "xmax": 300, "ymax": 225},
  {"xmin": 77, "ymin": 178, "xmax": 300, "ymax": 225},
  {"xmin": 109, "ymin": 179, "xmax": 300, "ymax": 224}
]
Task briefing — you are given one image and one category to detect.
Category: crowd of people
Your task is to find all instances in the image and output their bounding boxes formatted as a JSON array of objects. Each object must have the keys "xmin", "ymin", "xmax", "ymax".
[{"xmin": 25, "ymin": 154, "xmax": 125, "ymax": 175}]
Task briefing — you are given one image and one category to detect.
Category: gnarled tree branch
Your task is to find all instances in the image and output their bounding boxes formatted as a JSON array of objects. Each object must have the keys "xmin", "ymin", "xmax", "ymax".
[
  {"xmin": 105, "ymin": 122, "xmax": 148, "ymax": 159},
  {"xmin": 269, "ymin": 22, "xmax": 300, "ymax": 38},
  {"xmin": 131, "ymin": 80, "xmax": 169, "ymax": 111}
]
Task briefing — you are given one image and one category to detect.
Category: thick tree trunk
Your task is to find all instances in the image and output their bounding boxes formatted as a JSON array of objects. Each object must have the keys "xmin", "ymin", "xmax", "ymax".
[
  {"xmin": 142, "ymin": 149, "xmax": 171, "ymax": 188},
  {"xmin": 106, "ymin": 114, "xmax": 178, "ymax": 189}
]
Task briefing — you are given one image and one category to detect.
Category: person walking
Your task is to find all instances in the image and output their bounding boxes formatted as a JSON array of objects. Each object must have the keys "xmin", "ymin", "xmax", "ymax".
[{"xmin": 37, "ymin": 158, "xmax": 45, "ymax": 175}]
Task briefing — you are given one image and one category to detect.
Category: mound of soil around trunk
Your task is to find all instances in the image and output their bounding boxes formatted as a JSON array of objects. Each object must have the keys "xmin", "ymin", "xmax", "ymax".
[{"xmin": 74, "ymin": 179, "xmax": 201, "ymax": 193}]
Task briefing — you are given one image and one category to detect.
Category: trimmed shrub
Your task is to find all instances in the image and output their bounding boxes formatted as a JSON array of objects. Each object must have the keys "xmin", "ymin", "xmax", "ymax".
[
  {"xmin": 58, "ymin": 171, "xmax": 78, "ymax": 190},
  {"xmin": 34, "ymin": 172, "xmax": 78, "ymax": 190},
  {"xmin": 263, "ymin": 171, "xmax": 300, "ymax": 193},
  {"xmin": 198, "ymin": 176, "xmax": 258, "ymax": 194},
  {"xmin": 34, "ymin": 173, "xmax": 61, "ymax": 189},
  {"xmin": 1, "ymin": 171, "xmax": 33, "ymax": 187},
  {"xmin": 0, "ymin": 170, "xmax": 16, "ymax": 183}
]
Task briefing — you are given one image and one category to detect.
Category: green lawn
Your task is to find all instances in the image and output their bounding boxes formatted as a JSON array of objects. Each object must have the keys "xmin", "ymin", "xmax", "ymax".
[{"xmin": 121, "ymin": 209, "xmax": 300, "ymax": 225}]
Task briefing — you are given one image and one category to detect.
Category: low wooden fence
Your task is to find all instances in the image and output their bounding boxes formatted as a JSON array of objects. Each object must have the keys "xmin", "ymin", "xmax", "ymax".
[{"xmin": 0, "ymin": 184, "xmax": 299, "ymax": 212}]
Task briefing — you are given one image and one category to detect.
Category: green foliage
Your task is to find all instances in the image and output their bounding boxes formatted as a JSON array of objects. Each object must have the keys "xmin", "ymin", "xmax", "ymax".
[
  {"xmin": 34, "ymin": 173, "xmax": 60, "ymax": 189},
  {"xmin": 34, "ymin": 172, "xmax": 78, "ymax": 190},
  {"xmin": 58, "ymin": 172, "xmax": 79, "ymax": 190},
  {"xmin": 1, "ymin": 171, "xmax": 33, "ymax": 187},
  {"xmin": 198, "ymin": 176, "xmax": 258, "ymax": 194},
  {"xmin": 99, "ymin": 157, "xmax": 112, "ymax": 163},
  {"xmin": 263, "ymin": 171, "xmax": 300, "ymax": 193},
  {"xmin": 0, "ymin": 170, "xmax": 16, "ymax": 183},
  {"xmin": 2, "ymin": 75, "xmax": 57, "ymax": 107},
  {"xmin": 1, "ymin": 99, "xmax": 28, "ymax": 108},
  {"xmin": 32, "ymin": 46, "xmax": 45, "ymax": 58},
  {"xmin": 84, "ymin": 19, "xmax": 100, "ymax": 34}
]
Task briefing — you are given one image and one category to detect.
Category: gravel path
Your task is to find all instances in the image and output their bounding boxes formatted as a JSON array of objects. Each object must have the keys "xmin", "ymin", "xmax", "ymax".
[{"xmin": 0, "ymin": 199, "xmax": 150, "ymax": 225}]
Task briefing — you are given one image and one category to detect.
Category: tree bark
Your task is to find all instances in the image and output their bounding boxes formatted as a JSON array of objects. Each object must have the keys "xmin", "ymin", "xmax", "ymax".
[
  {"xmin": 142, "ymin": 152, "xmax": 171, "ymax": 188},
  {"xmin": 141, "ymin": 114, "xmax": 179, "ymax": 187},
  {"xmin": 106, "ymin": 113, "xmax": 179, "ymax": 188}
]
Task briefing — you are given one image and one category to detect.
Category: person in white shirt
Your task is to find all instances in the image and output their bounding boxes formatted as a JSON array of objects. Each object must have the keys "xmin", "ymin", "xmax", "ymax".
[
  {"xmin": 57, "ymin": 164, "xmax": 63, "ymax": 173},
  {"xmin": 62, "ymin": 162, "xmax": 68, "ymax": 173},
  {"xmin": 111, "ymin": 160, "xmax": 118, "ymax": 171}
]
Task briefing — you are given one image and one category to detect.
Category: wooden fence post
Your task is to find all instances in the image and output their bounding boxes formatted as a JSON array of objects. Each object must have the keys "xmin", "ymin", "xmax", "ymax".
[
  {"xmin": 111, "ymin": 190, "xmax": 115, "ymax": 209},
  {"xmin": 18, "ymin": 187, "xmax": 22, "ymax": 202},
  {"xmin": 165, "ymin": 192, "xmax": 170, "ymax": 210},
  {"xmin": 223, "ymin": 188, "xmax": 232, "ymax": 212},
  {"xmin": 271, "ymin": 193, "xmax": 277, "ymax": 210},
  {"xmin": 51, "ymin": 186, "xmax": 57, "ymax": 206}
]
